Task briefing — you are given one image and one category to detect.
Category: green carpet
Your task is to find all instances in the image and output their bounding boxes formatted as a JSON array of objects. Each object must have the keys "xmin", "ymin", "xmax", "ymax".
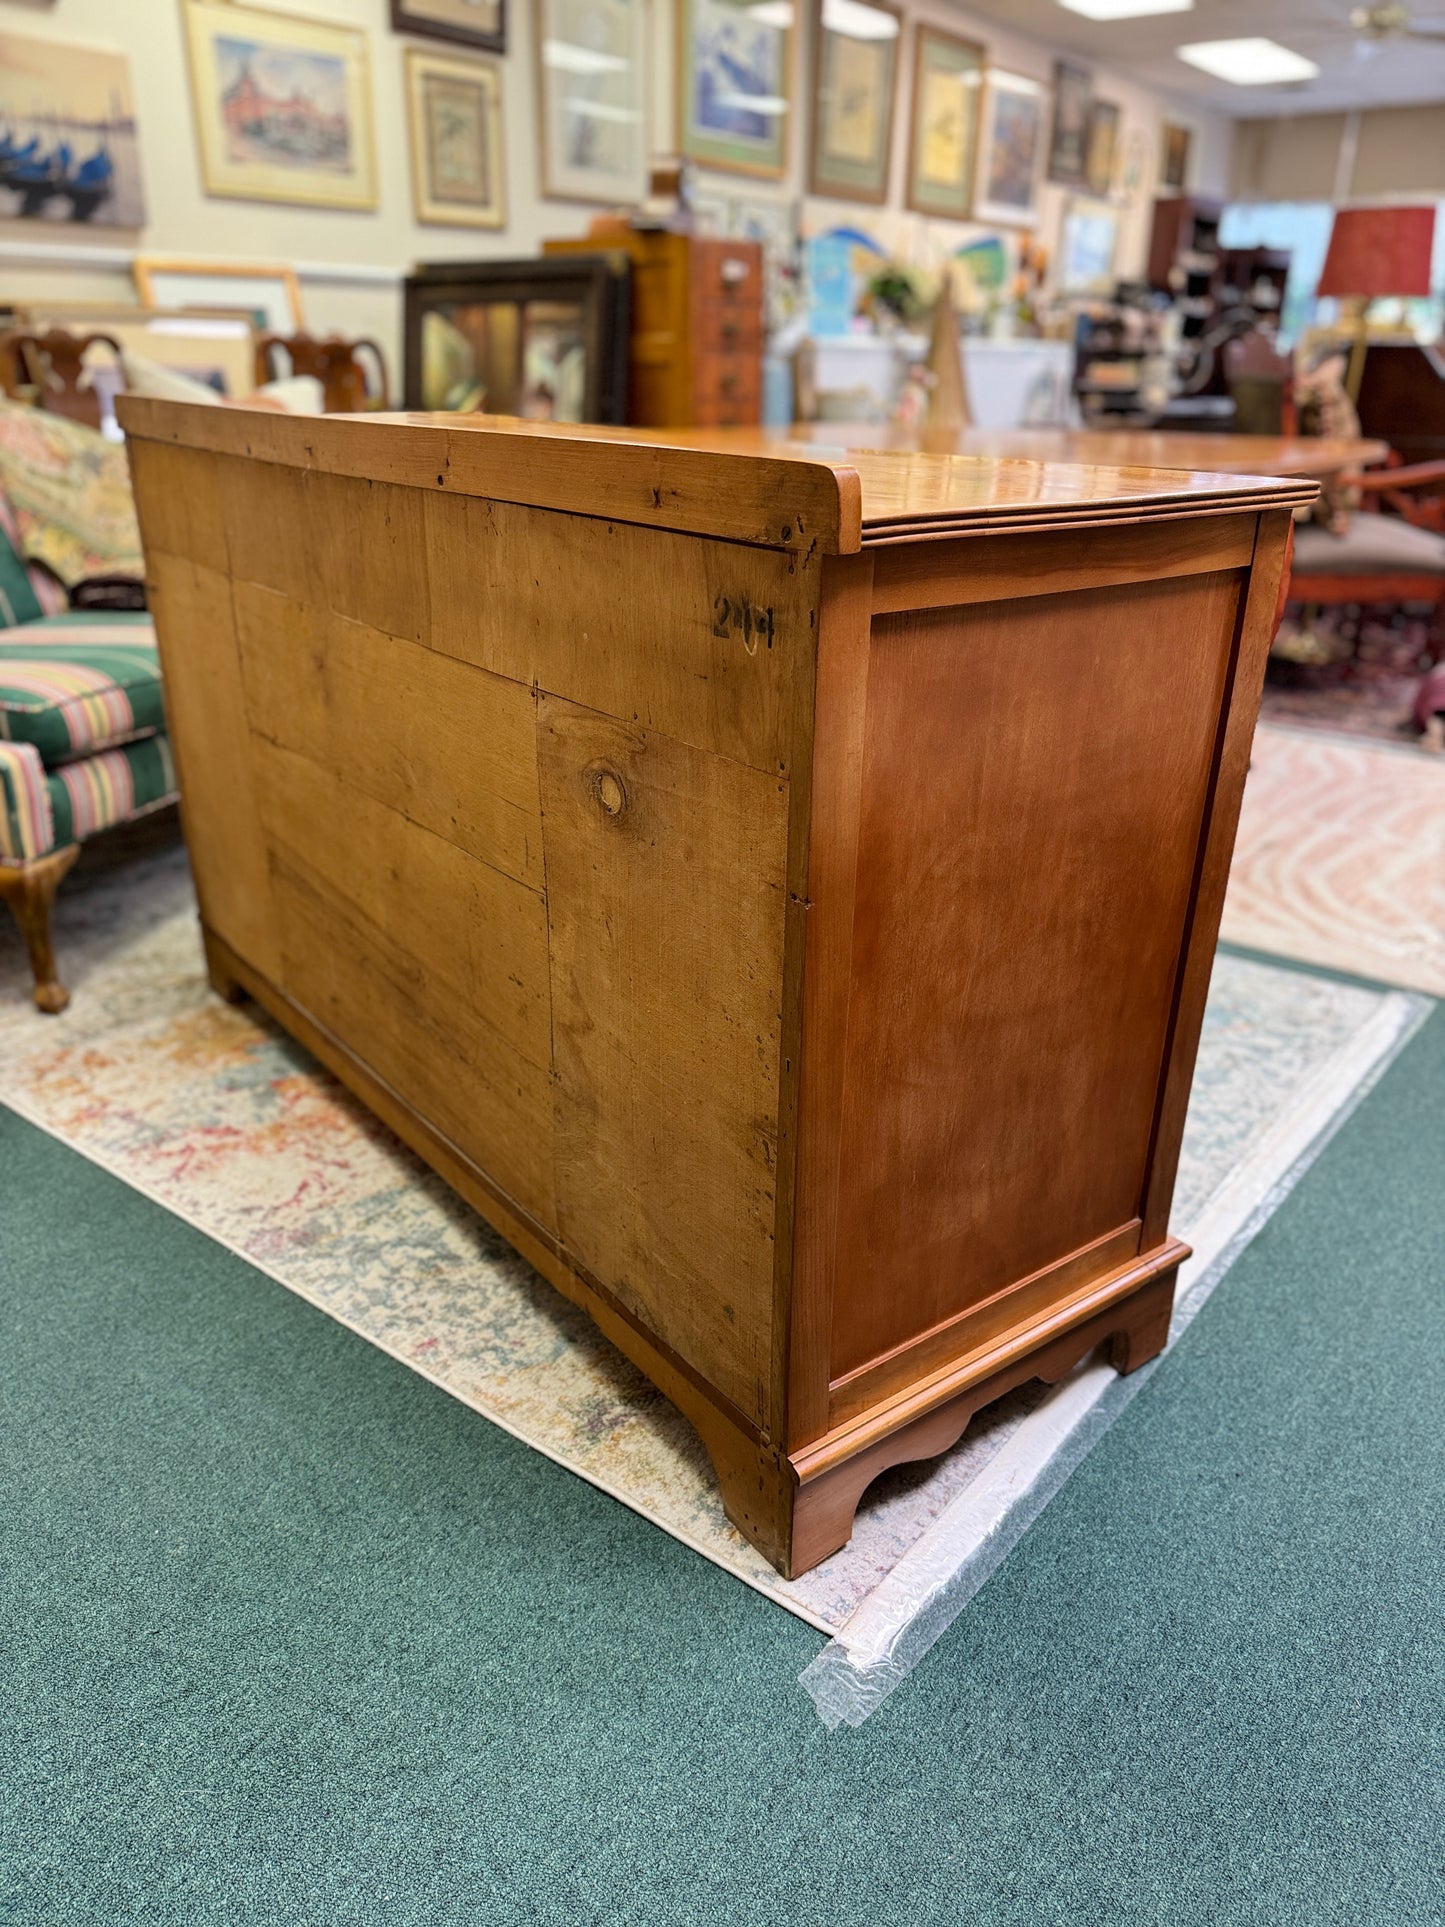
[{"xmin": 2, "ymin": 1008, "xmax": 1442, "ymax": 1926}]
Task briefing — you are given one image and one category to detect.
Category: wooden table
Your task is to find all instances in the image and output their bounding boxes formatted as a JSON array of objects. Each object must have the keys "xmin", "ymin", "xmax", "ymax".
[
  {"xmin": 123, "ymin": 401, "xmax": 1313, "ymax": 1577},
  {"xmin": 703, "ymin": 423, "xmax": 1389, "ymax": 482}
]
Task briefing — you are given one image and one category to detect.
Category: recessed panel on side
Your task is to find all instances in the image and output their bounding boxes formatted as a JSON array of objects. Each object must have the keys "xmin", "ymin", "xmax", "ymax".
[{"xmin": 829, "ymin": 570, "xmax": 1244, "ymax": 1387}]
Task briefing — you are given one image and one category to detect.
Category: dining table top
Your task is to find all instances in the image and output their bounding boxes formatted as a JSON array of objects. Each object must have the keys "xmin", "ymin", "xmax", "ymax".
[{"xmin": 702, "ymin": 424, "xmax": 1389, "ymax": 482}]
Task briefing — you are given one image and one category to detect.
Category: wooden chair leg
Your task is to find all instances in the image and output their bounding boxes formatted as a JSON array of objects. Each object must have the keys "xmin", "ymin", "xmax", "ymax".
[{"xmin": 0, "ymin": 845, "xmax": 80, "ymax": 1013}]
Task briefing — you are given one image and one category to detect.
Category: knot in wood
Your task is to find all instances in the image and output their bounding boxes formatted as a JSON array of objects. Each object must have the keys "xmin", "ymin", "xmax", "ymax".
[{"xmin": 593, "ymin": 767, "xmax": 627, "ymax": 818}]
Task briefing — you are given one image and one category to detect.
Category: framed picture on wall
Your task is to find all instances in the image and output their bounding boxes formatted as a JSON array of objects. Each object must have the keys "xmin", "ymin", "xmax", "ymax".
[
  {"xmin": 972, "ymin": 69, "xmax": 1044, "ymax": 228},
  {"xmin": 390, "ymin": 0, "xmax": 505, "ymax": 55},
  {"xmin": 403, "ymin": 254, "xmax": 631, "ymax": 421},
  {"xmin": 182, "ymin": 0, "xmax": 377, "ymax": 211},
  {"xmin": 405, "ymin": 47, "xmax": 504, "ymax": 228},
  {"xmin": 1046, "ymin": 58, "xmax": 1090, "ymax": 186},
  {"xmin": 808, "ymin": 0, "xmax": 901, "ymax": 205},
  {"xmin": 1161, "ymin": 120, "xmax": 1192, "ymax": 190},
  {"xmin": 1059, "ymin": 200, "xmax": 1119, "ymax": 293},
  {"xmin": 1084, "ymin": 98, "xmax": 1120, "ymax": 199},
  {"xmin": 0, "ymin": 29, "xmax": 146, "ymax": 228},
  {"xmin": 678, "ymin": 0, "xmax": 792, "ymax": 179},
  {"xmin": 905, "ymin": 24, "xmax": 984, "ymax": 222},
  {"xmin": 537, "ymin": 0, "xmax": 648, "ymax": 205}
]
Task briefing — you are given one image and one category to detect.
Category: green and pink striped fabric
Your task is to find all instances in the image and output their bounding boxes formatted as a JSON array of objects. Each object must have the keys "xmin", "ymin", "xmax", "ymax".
[
  {"xmin": 0, "ymin": 734, "xmax": 176, "ymax": 865},
  {"xmin": 0, "ymin": 614, "xmax": 164, "ymax": 765}
]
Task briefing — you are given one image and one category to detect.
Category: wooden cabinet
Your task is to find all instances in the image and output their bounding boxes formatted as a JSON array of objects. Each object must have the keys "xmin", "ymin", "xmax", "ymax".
[
  {"xmin": 1147, "ymin": 194, "xmax": 1224, "ymax": 293},
  {"xmin": 122, "ymin": 400, "xmax": 1312, "ymax": 1577},
  {"xmin": 545, "ymin": 231, "xmax": 764, "ymax": 428}
]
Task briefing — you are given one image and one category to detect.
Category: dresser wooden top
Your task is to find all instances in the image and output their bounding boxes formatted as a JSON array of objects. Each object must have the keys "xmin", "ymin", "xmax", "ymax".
[{"xmin": 118, "ymin": 398, "xmax": 1319, "ymax": 557}]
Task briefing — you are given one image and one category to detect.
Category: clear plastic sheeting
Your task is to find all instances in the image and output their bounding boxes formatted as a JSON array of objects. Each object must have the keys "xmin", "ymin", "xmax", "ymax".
[{"xmin": 801, "ymin": 987, "xmax": 1432, "ymax": 1731}]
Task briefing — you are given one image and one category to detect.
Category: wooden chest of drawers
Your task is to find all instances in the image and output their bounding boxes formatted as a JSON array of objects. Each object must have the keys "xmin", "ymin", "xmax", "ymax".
[
  {"xmin": 123, "ymin": 401, "xmax": 1312, "ymax": 1576},
  {"xmin": 546, "ymin": 232, "xmax": 764, "ymax": 428}
]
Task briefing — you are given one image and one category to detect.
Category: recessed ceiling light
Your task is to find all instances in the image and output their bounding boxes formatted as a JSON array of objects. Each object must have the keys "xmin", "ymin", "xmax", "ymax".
[
  {"xmin": 1176, "ymin": 37, "xmax": 1321, "ymax": 84},
  {"xmin": 1058, "ymin": 0, "xmax": 1193, "ymax": 19}
]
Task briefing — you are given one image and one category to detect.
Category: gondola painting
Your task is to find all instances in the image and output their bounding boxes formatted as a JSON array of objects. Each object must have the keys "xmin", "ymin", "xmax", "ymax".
[{"xmin": 0, "ymin": 32, "xmax": 145, "ymax": 228}]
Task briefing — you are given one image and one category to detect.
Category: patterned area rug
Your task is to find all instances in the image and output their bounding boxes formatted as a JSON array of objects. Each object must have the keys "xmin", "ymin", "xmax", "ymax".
[
  {"xmin": 1223, "ymin": 722, "xmax": 1445, "ymax": 996},
  {"xmin": 0, "ymin": 826, "xmax": 1424, "ymax": 1636},
  {"xmin": 1260, "ymin": 615, "xmax": 1432, "ymax": 748}
]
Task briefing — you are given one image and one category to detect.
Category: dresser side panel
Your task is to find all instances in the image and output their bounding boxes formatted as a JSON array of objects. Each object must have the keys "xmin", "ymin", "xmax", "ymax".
[{"xmin": 829, "ymin": 567, "xmax": 1245, "ymax": 1391}]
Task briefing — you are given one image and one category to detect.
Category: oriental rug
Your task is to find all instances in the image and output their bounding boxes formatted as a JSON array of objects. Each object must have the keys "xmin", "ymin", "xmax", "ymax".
[
  {"xmin": 1222, "ymin": 722, "xmax": 1445, "ymax": 997},
  {"xmin": 0, "ymin": 833, "xmax": 1426, "ymax": 1665}
]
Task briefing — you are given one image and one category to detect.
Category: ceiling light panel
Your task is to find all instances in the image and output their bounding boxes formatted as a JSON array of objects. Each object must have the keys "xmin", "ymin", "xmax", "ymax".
[
  {"xmin": 1057, "ymin": 0, "xmax": 1193, "ymax": 20},
  {"xmin": 1176, "ymin": 37, "xmax": 1321, "ymax": 84}
]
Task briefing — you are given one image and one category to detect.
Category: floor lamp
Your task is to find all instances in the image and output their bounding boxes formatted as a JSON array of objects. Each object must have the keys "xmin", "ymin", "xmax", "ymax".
[{"xmin": 1315, "ymin": 205, "xmax": 1437, "ymax": 401}]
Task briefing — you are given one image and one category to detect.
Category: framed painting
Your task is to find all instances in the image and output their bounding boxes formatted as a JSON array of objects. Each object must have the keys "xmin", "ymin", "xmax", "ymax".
[
  {"xmin": 1084, "ymin": 98, "xmax": 1120, "ymax": 199},
  {"xmin": 1059, "ymin": 201, "xmax": 1119, "ymax": 293},
  {"xmin": 390, "ymin": 0, "xmax": 505, "ymax": 54},
  {"xmin": 403, "ymin": 254, "xmax": 630, "ymax": 422},
  {"xmin": 1162, "ymin": 120, "xmax": 1192, "ymax": 190},
  {"xmin": 905, "ymin": 24, "xmax": 984, "ymax": 222},
  {"xmin": 1122, "ymin": 126, "xmax": 1148, "ymax": 199},
  {"xmin": 405, "ymin": 47, "xmax": 504, "ymax": 227},
  {"xmin": 972, "ymin": 69, "xmax": 1044, "ymax": 229},
  {"xmin": 808, "ymin": 0, "xmax": 901, "ymax": 206},
  {"xmin": 0, "ymin": 30, "xmax": 145, "ymax": 228},
  {"xmin": 678, "ymin": 0, "xmax": 792, "ymax": 180},
  {"xmin": 133, "ymin": 259, "xmax": 305, "ymax": 332},
  {"xmin": 182, "ymin": 0, "xmax": 377, "ymax": 211},
  {"xmin": 537, "ymin": 0, "xmax": 648, "ymax": 205},
  {"xmin": 1046, "ymin": 58, "xmax": 1090, "ymax": 187}
]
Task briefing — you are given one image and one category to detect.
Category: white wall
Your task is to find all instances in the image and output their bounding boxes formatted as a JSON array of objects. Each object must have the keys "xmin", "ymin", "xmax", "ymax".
[{"xmin": 0, "ymin": 0, "xmax": 1234, "ymax": 386}]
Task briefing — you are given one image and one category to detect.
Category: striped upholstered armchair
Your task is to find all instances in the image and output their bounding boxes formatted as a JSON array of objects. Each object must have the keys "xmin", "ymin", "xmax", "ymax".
[
  {"xmin": 0, "ymin": 608, "xmax": 176, "ymax": 1011},
  {"xmin": 0, "ymin": 399, "xmax": 177, "ymax": 1011}
]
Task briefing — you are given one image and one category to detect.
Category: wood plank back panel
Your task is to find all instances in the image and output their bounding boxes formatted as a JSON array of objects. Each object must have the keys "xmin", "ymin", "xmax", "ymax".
[
  {"xmin": 538, "ymin": 697, "xmax": 792, "ymax": 1427},
  {"xmin": 828, "ymin": 569, "xmax": 1244, "ymax": 1389},
  {"xmin": 423, "ymin": 491, "xmax": 816, "ymax": 777},
  {"xmin": 144, "ymin": 550, "xmax": 280, "ymax": 983},
  {"xmin": 264, "ymin": 850, "xmax": 557, "ymax": 1235},
  {"xmin": 233, "ymin": 582, "xmax": 544, "ymax": 893},
  {"xmin": 252, "ymin": 736, "xmax": 551, "ymax": 1071}
]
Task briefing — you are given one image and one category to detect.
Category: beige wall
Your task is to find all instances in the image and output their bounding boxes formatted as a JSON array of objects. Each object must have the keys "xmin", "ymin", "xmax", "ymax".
[{"xmin": 1, "ymin": 0, "xmax": 1233, "ymax": 387}]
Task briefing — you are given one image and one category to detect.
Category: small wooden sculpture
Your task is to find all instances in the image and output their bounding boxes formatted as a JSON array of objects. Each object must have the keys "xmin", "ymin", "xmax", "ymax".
[{"xmin": 923, "ymin": 281, "xmax": 971, "ymax": 433}]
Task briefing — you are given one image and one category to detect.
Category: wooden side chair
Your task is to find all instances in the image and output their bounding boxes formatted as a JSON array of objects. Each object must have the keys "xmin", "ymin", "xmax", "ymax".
[
  {"xmin": 0, "ymin": 329, "xmax": 121, "ymax": 430},
  {"xmin": 256, "ymin": 332, "xmax": 389, "ymax": 412},
  {"xmin": 1286, "ymin": 461, "xmax": 1445, "ymax": 680}
]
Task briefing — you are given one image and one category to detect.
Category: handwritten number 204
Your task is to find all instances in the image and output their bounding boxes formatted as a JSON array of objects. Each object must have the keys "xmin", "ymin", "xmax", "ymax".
[{"xmin": 713, "ymin": 595, "xmax": 776, "ymax": 654}]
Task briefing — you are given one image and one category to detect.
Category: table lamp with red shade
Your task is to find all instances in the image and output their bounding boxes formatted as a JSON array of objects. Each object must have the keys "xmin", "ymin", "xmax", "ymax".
[{"xmin": 1315, "ymin": 204, "xmax": 1437, "ymax": 397}]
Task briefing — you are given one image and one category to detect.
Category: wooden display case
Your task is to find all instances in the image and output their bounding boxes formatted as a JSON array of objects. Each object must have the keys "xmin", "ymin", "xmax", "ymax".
[{"xmin": 121, "ymin": 400, "xmax": 1312, "ymax": 1577}]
